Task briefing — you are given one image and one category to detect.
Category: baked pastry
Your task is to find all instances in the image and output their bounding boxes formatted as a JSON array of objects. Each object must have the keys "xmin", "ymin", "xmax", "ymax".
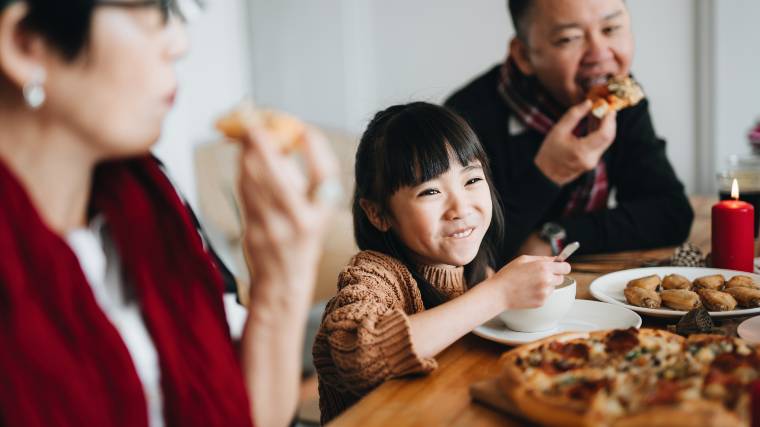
[
  {"xmin": 587, "ymin": 76, "xmax": 645, "ymax": 119},
  {"xmin": 662, "ymin": 274, "xmax": 691, "ymax": 290},
  {"xmin": 626, "ymin": 275, "xmax": 660, "ymax": 292},
  {"xmin": 725, "ymin": 286, "xmax": 760, "ymax": 308},
  {"xmin": 215, "ymin": 100, "xmax": 306, "ymax": 152},
  {"xmin": 693, "ymin": 275, "xmax": 725, "ymax": 291},
  {"xmin": 660, "ymin": 289, "xmax": 701, "ymax": 311},
  {"xmin": 497, "ymin": 329, "xmax": 759, "ymax": 427},
  {"xmin": 726, "ymin": 275, "xmax": 759, "ymax": 290},
  {"xmin": 696, "ymin": 288, "xmax": 737, "ymax": 311},
  {"xmin": 624, "ymin": 287, "xmax": 661, "ymax": 309}
]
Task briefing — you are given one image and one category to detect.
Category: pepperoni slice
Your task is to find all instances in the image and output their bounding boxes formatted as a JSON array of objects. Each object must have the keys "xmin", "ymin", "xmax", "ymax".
[
  {"xmin": 549, "ymin": 341, "xmax": 590, "ymax": 360},
  {"xmin": 567, "ymin": 379, "xmax": 610, "ymax": 401},
  {"xmin": 605, "ymin": 328, "xmax": 640, "ymax": 354}
]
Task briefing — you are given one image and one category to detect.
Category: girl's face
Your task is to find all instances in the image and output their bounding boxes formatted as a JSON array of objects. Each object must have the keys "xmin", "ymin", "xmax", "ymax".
[
  {"xmin": 387, "ymin": 158, "xmax": 493, "ymax": 268},
  {"xmin": 44, "ymin": 2, "xmax": 187, "ymax": 158}
]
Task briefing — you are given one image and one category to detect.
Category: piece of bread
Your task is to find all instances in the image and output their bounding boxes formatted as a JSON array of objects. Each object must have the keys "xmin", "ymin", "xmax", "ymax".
[
  {"xmin": 215, "ymin": 100, "xmax": 306, "ymax": 152},
  {"xmin": 587, "ymin": 76, "xmax": 645, "ymax": 119}
]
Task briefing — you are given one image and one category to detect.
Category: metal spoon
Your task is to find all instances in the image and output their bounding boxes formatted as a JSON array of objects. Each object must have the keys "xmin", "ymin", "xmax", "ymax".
[{"xmin": 555, "ymin": 241, "xmax": 580, "ymax": 262}]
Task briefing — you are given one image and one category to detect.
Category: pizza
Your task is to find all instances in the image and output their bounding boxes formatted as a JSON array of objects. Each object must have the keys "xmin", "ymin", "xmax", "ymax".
[
  {"xmin": 215, "ymin": 100, "xmax": 306, "ymax": 152},
  {"xmin": 497, "ymin": 328, "xmax": 759, "ymax": 426},
  {"xmin": 587, "ymin": 76, "xmax": 645, "ymax": 119}
]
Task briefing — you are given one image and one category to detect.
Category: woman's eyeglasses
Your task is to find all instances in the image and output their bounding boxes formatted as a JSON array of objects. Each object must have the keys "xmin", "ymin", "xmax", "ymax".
[{"xmin": 97, "ymin": 0, "xmax": 194, "ymax": 25}]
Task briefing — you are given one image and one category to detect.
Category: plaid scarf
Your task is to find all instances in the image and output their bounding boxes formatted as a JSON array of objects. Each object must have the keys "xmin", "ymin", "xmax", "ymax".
[{"xmin": 497, "ymin": 57, "xmax": 609, "ymax": 216}]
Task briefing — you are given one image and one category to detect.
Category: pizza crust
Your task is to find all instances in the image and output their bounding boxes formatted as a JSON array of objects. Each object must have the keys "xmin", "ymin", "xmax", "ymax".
[
  {"xmin": 610, "ymin": 400, "xmax": 741, "ymax": 427},
  {"xmin": 496, "ymin": 328, "xmax": 757, "ymax": 427}
]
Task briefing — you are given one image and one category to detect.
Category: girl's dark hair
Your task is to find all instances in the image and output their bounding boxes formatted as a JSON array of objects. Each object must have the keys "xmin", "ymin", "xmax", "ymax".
[{"xmin": 353, "ymin": 102, "xmax": 505, "ymax": 308}]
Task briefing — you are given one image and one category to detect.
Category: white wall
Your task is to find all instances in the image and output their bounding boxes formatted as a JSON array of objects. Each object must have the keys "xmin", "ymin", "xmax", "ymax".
[
  {"xmin": 627, "ymin": 0, "xmax": 695, "ymax": 193},
  {"xmin": 158, "ymin": 1, "xmax": 757, "ymax": 201},
  {"xmin": 153, "ymin": 0, "xmax": 252, "ymax": 209},
  {"xmin": 714, "ymin": 0, "xmax": 760, "ymax": 190},
  {"xmin": 248, "ymin": 0, "xmax": 510, "ymax": 133},
  {"xmin": 247, "ymin": 0, "xmax": 698, "ymax": 192}
]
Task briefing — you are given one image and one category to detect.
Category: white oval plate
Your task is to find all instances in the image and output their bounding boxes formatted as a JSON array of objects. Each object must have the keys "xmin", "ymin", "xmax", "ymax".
[
  {"xmin": 589, "ymin": 267, "xmax": 760, "ymax": 318},
  {"xmin": 472, "ymin": 300, "xmax": 641, "ymax": 346},
  {"xmin": 738, "ymin": 315, "xmax": 760, "ymax": 345}
]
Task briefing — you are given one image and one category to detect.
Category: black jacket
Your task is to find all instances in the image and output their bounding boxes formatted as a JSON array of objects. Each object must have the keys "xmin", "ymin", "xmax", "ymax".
[{"xmin": 445, "ymin": 65, "xmax": 693, "ymax": 266}]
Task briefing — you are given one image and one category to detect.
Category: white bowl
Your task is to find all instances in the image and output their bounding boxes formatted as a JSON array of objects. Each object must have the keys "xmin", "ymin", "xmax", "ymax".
[{"xmin": 498, "ymin": 277, "xmax": 576, "ymax": 333}]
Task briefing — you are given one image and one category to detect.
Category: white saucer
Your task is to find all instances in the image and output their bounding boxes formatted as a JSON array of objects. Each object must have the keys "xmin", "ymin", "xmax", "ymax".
[
  {"xmin": 472, "ymin": 300, "xmax": 642, "ymax": 346},
  {"xmin": 738, "ymin": 315, "xmax": 760, "ymax": 345}
]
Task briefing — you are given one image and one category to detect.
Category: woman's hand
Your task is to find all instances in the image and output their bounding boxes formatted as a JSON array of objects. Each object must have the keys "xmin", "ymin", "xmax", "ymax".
[
  {"xmin": 237, "ymin": 122, "xmax": 339, "ymax": 427},
  {"xmin": 490, "ymin": 255, "xmax": 570, "ymax": 310},
  {"xmin": 237, "ymin": 123, "xmax": 339, "ymax": 305}
]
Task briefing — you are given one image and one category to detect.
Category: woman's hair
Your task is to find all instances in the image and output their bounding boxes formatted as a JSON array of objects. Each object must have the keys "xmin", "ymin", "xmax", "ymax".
[
  {"xmin": 353, "ymin": 102, "xmax": 505, "ymax": 308},
  {"xmin": 0, "ymin": 0, "xmax": 191, "ymax": 60},
  {"xmin": 0, "ymin": 0, "xmax": 96, "ymax": 60}
]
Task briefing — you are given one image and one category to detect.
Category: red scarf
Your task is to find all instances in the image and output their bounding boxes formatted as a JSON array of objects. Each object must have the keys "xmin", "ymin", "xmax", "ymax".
[
  {"xmin": 497, "ymin": 56, "xmax": 609, "ymax": 216},
  {"xmin": 0, "ymin": 156, "xmax": 252, "ymax": 427}
]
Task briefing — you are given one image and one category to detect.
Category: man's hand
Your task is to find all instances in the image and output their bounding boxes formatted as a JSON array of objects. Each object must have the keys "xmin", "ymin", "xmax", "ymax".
[
  {"xmin": 517, "ymin": 232, "xmax": 553, "ymax": 256},
  {"xmin": 534, "ymin": 100, "xmax": 617, "ymax": 186}
]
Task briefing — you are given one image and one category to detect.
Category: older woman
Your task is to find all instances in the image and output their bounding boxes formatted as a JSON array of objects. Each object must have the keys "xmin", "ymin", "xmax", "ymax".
[{"xmin": 0, "ymin": 1, "xmax": 337, "ymax": 426}]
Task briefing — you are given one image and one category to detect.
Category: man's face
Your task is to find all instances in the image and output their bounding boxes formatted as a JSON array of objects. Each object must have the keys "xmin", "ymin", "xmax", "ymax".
[{"xmin": 513, "ymin": 0, "xmax": 634, "ymax": 107}]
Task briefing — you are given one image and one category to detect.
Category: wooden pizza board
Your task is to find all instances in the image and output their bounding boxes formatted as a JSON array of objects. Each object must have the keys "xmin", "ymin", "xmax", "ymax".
[{"xmin": 469, "ymin": 378, "xmax": 538, "ymax": 425}]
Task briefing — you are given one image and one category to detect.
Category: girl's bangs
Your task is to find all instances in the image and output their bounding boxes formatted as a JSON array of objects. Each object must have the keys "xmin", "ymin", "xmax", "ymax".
[{"xmin": 378, "ymin": 106, "xmax": 485, "ymax": 195}]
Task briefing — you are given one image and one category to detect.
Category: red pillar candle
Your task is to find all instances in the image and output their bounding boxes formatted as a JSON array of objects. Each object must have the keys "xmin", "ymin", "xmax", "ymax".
[{"xmin": 712, "ymin": 179, "xmax": 755, "ymax": 272}]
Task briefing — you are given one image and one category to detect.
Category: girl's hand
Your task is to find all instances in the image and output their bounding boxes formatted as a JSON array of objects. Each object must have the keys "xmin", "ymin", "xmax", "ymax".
[
  {"xmin": 489, "ymin": 255, "xmax": 571, "ymax": 310},
  {"xmin": 237, "ymin": 123, "xmax": 339, "ymax": 303}
]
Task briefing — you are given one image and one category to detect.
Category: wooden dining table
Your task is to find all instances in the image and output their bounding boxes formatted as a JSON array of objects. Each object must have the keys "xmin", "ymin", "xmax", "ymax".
[{"xmin": 328, "ymin": 196, "xmax": 756, "ymax": 427}]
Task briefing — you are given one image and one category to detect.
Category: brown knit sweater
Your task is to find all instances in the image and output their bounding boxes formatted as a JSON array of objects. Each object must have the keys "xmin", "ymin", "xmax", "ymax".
[{"xmin": 312, "ymin": 250, "xmax": 466, "ymax": 424}]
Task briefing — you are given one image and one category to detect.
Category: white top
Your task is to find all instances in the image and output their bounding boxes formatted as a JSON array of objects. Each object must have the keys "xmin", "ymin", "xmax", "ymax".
[{"xmin": 66, "ymin": 217, "xmax": 164, "ymax": 427}]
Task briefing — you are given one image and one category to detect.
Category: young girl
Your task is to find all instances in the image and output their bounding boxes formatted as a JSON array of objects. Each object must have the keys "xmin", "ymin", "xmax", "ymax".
[{"xmin": 313, "ymin": 102, "xmax": 570, "ymax": 423}]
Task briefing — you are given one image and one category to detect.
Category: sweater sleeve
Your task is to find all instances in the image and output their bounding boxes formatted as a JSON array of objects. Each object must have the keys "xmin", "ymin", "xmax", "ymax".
[
  {"xmin": 558, "ymin": 99, "xmax": 694, "ymax": 253},
  {"xmin": 318, "ymin": 264, "xmax": 437, "ymax": 396}
]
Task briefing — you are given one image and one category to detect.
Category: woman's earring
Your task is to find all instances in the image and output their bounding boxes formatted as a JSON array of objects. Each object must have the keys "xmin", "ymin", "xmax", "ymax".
[{"xmin": 23, "ymin": 68, "xmax": 46, "ymax": 110}]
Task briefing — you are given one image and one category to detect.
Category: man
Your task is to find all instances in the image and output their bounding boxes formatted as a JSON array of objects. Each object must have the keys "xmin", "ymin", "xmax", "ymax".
[{"xmin": 445, "ymin": 0, "xmax": 693, "ymax": 264}]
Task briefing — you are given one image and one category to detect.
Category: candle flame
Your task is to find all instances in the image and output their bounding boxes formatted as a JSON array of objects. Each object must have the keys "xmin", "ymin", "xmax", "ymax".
[{"xmin": 731, "ymin": 178, "xmax": 740, "ymax": 199}]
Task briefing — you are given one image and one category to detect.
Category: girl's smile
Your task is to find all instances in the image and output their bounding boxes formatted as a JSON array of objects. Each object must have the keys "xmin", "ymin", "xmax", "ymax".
[
  {"xmin": 386, "ymin": 158, "xmax": 493, "ymax": 268},
  {"xmin": 446, "ymin": 227, "xmax": 475, "ymax": 239}
]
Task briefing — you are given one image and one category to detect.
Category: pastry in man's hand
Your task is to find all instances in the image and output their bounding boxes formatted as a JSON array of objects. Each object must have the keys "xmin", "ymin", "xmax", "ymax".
[
  {"xmin": 725, "ymin": 275, "xmax": 759, "ymax": 290},
  {"xmin": 587, "ymin": 76, "xmax": 645, "ymax": 119},
  {"xmin": 624, "ymin": 287, "xmax": 661, "ymax": 309},
  {"xmin": 696, "ymin": 289, "xmax": 737, "ymax": 312},
  {"xmin": 692, "ymin": 274, "xmax": 725, "ymax": 291},
  {"xmin": 215, "ymin": 100, "xmax": 306, "ymax": 152},
  {"xmin": 626, "ymin": 275, "xmax": 661, "ymax": 292},
  {"xmin": 724, "ymin": 286, "xmax": 760, "ymax": 308},
  {"xmin": 660, "ymin": 289, "xmax": 701, "ymax": 311},
  {"xmin": 662, "ymin": 274, "xmax": 691, "ymax": 290}
]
